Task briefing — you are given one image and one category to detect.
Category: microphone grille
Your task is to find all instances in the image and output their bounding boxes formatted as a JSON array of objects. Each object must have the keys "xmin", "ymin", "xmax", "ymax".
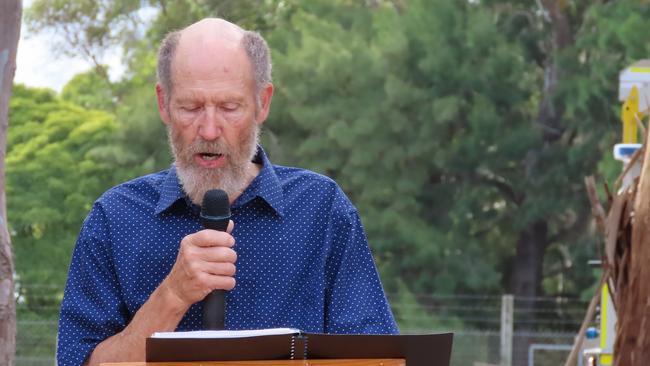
[{"xmin": 201, "ymin": 189, "xmax": 230, "ymax": 217}]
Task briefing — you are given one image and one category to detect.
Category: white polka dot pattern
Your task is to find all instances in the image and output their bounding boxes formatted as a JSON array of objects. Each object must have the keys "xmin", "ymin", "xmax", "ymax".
[{"xmin": 56, "ymin": 147, "xmax": 398, "ymax": 366}]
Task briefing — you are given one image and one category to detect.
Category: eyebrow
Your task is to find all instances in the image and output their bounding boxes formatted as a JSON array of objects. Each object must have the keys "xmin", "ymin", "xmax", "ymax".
[{"xmin": 174, "ymin": 91, "xmax": 247, "ymax": 104}]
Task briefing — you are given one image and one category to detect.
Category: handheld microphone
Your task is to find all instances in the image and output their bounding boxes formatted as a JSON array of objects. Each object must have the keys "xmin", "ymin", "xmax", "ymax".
[{"xmin": 200, "ymin": 189, "xmax": 231, "ymax": 330}]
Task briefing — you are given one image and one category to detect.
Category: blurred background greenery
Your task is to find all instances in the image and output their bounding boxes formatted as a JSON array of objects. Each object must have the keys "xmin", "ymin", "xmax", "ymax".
[{"xmin": 9, "ymin": 0, "xmax": 650, "ymax": 365}]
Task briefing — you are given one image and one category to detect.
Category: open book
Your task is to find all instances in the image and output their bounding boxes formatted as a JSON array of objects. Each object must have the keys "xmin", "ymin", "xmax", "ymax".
[
  {"xmin": 146, "ymin": 328, "xmax": 454, "ymax": 366},
  {"xmin": 152, "ymin": 327, "xmax": 300, "ymax": 339}
]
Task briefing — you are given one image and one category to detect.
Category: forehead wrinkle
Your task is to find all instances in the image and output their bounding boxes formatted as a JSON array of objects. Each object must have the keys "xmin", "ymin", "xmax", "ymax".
[
  {"xmin": 174, "ymin": 87, "xmax": 248, "ymax": 104},
  {"xmin": 171, "ymin": 52, "xmax": 254, "ymax": 93},
  {"xmin": 174, "ymin": 70, "xmax": 249, "ymax": 85},
  {"xmin": 172, "ymin": 70, "xmax": 254, "ymax": 101}
]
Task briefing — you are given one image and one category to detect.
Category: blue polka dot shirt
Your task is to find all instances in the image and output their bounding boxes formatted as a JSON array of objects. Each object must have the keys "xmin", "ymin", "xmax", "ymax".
[{"xmin": 57, "ymin": 147, "xmax": 398, "ymax": 366}]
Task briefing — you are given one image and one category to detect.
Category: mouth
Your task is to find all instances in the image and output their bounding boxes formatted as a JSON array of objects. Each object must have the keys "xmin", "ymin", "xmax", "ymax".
[
  {"xmin": 194, "ymin": 152, "xmax": 226, "ymax": 168},
  {"xmin": 199, "ymin": 152, "xmax": 223, "ymax": 160}
]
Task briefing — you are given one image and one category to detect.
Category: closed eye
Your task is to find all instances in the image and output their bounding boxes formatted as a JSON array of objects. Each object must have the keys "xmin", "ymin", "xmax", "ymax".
[{"xmin": 221, "ymin": 103, "xmax": 240, "ymax": 112}]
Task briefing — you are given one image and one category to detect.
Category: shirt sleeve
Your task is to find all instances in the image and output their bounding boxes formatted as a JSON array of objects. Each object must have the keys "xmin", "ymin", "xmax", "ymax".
[
  {"xmin": 324, "ymin": 202, "xmax": 399, "ymax": 334},
  {"xmin": 57, "ymin": 202, "xmax": 129, "ymax": 366}
]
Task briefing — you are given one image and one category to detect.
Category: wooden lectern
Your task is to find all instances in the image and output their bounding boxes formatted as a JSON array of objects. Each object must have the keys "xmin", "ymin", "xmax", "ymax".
[
  {"xmin": 119, "ymin": 331, "xmax": 451, "ymax": 366},
  {"xmin": 102, "ymin": 360, "xmax": 406, "ymax": 366}
]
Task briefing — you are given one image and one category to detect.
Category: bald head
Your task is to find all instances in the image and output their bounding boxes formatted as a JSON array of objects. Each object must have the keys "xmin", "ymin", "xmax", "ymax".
[
  {"xmin": 188, "ymin": 17, "xmax": 242, "ymax": 31},
  {"xmin": 157, "ymin": 18, "xmax": 272, "ymax": 104},
  {"xmin": 181, "ymin": 18, "xmax": 244, "ymax": 48}
]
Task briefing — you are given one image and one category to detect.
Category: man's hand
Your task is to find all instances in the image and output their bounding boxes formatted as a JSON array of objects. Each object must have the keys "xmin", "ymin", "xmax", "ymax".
[
  {"xmin": 163, "ymin": 220, "xmax": 237, "ymax": 308},
  {"xmin": 84, "ymin": 220, "xmax": 237, "ymax": 366}
]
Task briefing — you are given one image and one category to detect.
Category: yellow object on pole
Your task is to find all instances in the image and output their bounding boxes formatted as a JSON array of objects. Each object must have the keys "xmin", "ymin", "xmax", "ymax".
[
  {"xmin": 621, "ymin": 86, "xmax": 640, "ymax": 144},
  {"xmin": 600, "ymin": 283, "xmax": 614, "ymax": 365}
]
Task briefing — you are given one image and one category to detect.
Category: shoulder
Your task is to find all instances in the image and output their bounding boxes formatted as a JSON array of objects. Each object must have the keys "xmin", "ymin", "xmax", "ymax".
[
  {"xmin": 94, "ymin": 169, "xmax": 170, "ymax": 213},
  {"xmin": 78, "ymin": 169, "xmax": 172, "ymax": 244},
  {"xmin": 272, "ymin": 164, "xmax": 357, "ymax": 215},
  {"xmin": 274, "ymin": 164, "xmax": 338, "ymax": 190}
]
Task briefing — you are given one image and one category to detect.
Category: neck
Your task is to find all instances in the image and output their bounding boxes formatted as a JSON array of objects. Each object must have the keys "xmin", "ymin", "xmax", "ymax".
[{"xmin": 228, "ymin": 161, "xmax": 262, "ymax": 204}]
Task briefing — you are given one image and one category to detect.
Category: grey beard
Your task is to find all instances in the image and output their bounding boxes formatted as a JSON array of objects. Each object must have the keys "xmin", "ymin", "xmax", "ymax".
[{"xmin": 168, "ymin": 125, "xmax": 259, "ymax": 205}]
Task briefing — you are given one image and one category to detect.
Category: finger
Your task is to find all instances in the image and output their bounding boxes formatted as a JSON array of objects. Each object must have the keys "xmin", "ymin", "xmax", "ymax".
[
  {"xmin": 227, "ymin": 220, "xmax": 234, "ymax": 234},
  {"xmin": 203, "ymin": 262, "xmax": 237, "ymax": 277},
  {"xmin": 219, "ymin": 276, "xmax": 236, "ymax": 291},
  {"xmin": 201, "ymin": 275, "xmax": 237, "ymax": 293},
  {"xmin": 188, "ymin": 230, "xmax": 235, "ymax": 248},
  {"xmin": 197, "ymin": 246, "xmax": 238, "ymax": 264}
]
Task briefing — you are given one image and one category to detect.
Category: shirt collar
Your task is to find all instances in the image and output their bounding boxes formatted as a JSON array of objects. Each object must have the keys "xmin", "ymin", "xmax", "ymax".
[
  {"xmin": 154, "ymin": 146, "xmax": 285, "ymax": 216},
  {"xmin": 232, "ymin": 146, "xmax": 285, "ymax": 217},
  {"xmin": 155, "ymin": 165, "xmax": 186, "ymax": 215}
]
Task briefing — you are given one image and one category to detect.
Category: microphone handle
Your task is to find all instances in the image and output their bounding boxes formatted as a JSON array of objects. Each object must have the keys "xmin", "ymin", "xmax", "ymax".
[
  {"xmin": 203, "ymin": 290, "xmax": 225, "ymax": 330},
  {"xmin": 201, "ymin": 217, "xmax": 230, "ymax": 330}
]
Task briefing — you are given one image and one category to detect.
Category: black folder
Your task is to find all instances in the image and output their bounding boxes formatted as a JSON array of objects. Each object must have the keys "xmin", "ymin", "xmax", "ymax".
[{"xmin": 146, "ymin": 331, "xmax": 454, "ymax": 366}]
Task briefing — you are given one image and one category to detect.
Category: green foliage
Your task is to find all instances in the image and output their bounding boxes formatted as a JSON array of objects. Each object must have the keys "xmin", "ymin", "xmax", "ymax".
[
  {"xmin": 61, "ymin": 68, "xmax": 115, "ymax": 111},
  {"xmin": 25, "ymin": 0, "xmax": 142, "ymax": 62},
  {"xmin": 269, "ymin": 0, "xmax": 523, "ymax": 295},
  {"xmin": 8, "ymin": 84, "xmax": 119, "ymax": 315},
  {"xmin": 267, "ymin": 0, "xmax": 650, "ymax": 303}
]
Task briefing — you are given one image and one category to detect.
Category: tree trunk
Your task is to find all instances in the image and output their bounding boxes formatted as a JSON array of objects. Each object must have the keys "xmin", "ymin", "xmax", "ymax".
[
  {"xmin": 510, "ymin": 2, "xmax": 572, "ymax": 365},
  {"xmin": 511, "ymin": 220, "xmax": 549, "ymax": 366},
  {"xmin": 510, "ymin": 0, "xmax": 573, "ymax": 302},
  {"xmin": 512, "ymin": 221, "xmax": 549, "ymax": 299},
  {"xmin": 614, "ymin": 134, "xmax": 650, "ymax": 364},
  {"xmin": 0, "ymin": 1, "xmax": 22, "ymax": 365}
]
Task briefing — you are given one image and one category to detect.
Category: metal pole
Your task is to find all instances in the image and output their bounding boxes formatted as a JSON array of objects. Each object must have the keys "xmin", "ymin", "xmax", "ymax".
[{"xmin": 501, "ymin": 294, "xmax": 514, "ymax": 366}]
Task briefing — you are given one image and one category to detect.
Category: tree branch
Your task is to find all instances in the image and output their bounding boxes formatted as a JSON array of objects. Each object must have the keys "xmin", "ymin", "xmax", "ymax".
[{"xmin": 473, "ymin": 172, "xmax": 523, "ymax": 206}]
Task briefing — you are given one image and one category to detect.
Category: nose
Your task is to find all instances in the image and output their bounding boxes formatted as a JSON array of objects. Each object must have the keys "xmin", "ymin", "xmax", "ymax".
[{"xmin": 197, "ymin": 106, "xmax": 223, "ymax": 141}]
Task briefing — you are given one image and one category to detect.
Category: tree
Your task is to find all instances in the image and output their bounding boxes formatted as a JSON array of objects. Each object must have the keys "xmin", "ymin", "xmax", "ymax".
[
  {"xmin": 267, "ymin": 0, "xmax": 650, "ymax": 335},
  {"xmin": 8, "ymin": 85, "xmax": 119, "ymax": 316},
  {"xmin": 269, "ymin": 0, "xmax": 523, "ymax": 297},
  {"xmin": 61, "ymin": 68, "xmax": 116, "ymax": 111},
  {"xmin": 0, "ymin": 1, "xmax": 22, "ymax": 365}
]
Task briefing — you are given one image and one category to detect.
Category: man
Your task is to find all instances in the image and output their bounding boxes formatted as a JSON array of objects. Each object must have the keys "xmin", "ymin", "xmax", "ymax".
[{"xmin": 57, "ymin": 18, "xmax": 397, "ymax": 366}]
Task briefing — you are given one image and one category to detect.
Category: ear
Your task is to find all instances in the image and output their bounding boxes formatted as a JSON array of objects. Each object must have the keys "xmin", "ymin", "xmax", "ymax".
[
  {"xmin": 254, "ymin": 83, "xmax": 274, "ymax": 125},
  {"xmin": 156, "ymin": 83, "xmax": 171, "ymax": 125}
]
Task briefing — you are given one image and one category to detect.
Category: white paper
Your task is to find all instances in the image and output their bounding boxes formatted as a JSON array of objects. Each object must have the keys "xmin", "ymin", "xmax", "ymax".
[{"xmin": 151, "ymin": 327, "xmax": 300, "ymax": 339}]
